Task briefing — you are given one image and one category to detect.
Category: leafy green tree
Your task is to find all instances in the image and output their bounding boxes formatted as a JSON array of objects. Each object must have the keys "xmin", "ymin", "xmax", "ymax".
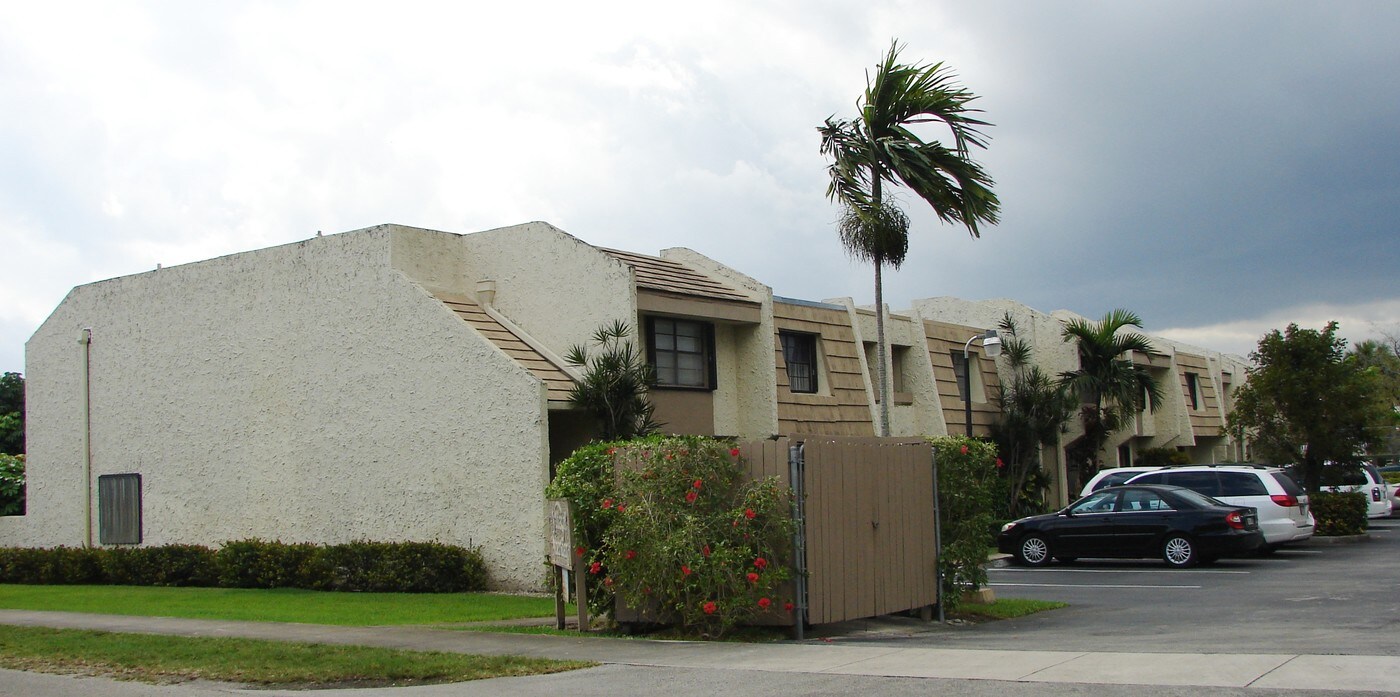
[
  {"xmin": 1229, "ymin": 323, "xmax": 1393, "ymax": 491},
  {"xmin": 1058, "ymin": 310, "xmax": 1164, "ymax": 488},
  {"xmin": 564, "ymin": 321, "xmax": 661, "ymax": 441},
  {"xmin": 0, "ymin": 372, "xmax": 22, "ymax": 455},
  {"xmin": 819, "ymin": 40, "xmax": 1000, "ymax": 435},
  {"xmin": 988, "ymin": 314, "xmax": 1075, "ymax": 517},
  {"xmin": 0, "ymin": 454, "xmax": 23, "ymax": 516},
  {"xmin": 1349, "ymin": 339, "xmax": 1400, "ymax": 462}
]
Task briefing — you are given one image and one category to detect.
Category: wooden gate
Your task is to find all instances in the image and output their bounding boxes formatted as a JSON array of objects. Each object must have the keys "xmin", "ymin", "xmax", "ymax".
[{"xmin": 736, "ymin": 436, "xmax": 938, "ymax": 626}]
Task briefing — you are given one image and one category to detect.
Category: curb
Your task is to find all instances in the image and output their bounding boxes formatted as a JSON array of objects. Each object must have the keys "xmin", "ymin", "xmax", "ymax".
[
  {"xmin": 1302, "ymin": 533, "xmax": 1371, "ymax": 545},
  {"xmin": 985, "ymin": 553, "xmax": 1012, "ymax": 568}
]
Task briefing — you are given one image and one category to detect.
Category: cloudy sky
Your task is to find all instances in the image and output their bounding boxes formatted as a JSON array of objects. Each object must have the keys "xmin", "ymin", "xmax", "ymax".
[{"xmin": 2, "ymin": 1, "xmax": 1397, "ymax": 375}]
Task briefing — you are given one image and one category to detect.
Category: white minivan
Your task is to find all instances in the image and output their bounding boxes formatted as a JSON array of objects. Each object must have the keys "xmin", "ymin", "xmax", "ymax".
[
  {"xmin": 1125, "ymin": 465, "xmax": 1314, "ymax": 550},
  {"xmin": 1320, "ymin": 463, "xmax": 1393, "ymax": 519}
]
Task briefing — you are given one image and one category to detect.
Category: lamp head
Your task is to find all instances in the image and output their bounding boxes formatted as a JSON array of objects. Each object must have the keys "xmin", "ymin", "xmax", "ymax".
[{"xmin": 982, "ymin": 329, "xmax": 1002, "ymax": 357}]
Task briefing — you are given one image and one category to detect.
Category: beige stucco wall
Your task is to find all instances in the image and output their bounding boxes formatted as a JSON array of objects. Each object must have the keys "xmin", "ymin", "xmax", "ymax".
[
  {"xmin": 661, "ymin": 248, "xmax": 777, "ymax": 439},
  {"xmin": 6, "ymin": 225, "xmax": 551, "ymax": 591}
]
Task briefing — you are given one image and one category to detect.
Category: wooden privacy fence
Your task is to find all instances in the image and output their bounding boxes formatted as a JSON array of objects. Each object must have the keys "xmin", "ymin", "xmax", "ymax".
[{"xmin": 735, "ymin": 435, "xmax": 938, "ymax": 627}]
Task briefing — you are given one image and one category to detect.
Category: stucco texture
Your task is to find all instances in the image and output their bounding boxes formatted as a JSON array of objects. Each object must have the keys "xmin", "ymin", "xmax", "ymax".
[{"xmin": 9, "ymin": 226, "xmax": 551, "ymax": 590}]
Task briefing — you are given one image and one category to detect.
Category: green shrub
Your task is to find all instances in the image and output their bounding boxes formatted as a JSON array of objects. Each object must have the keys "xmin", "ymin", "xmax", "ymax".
[
  {"xmin": 1311, "ymin": 491, "xmax": 1368, "ymax": 536},
  {"xmin": 214, "ymin": 539, "xmax": 325, "ymax": 589},
  {"xmin": 101, "ymin": 545, "xmax": 217, "ymax": 587},
  {"xmin": 0, "ymin": 546, "xmax": 104, "ymax": 584},
  {"xmin": 0, "ymin": 454, "xmax": 24, "ymax": 516},
  {"xmin": 316, "ymin": 541, "xmax": 486, "ymax": 593},
  {"xmin": 928, "ymin": 436, "xmax": 1000, "ymax": 613},
  {"xmin": 600, "ymin": 436, "xmax": 794, "ymax": 637}
]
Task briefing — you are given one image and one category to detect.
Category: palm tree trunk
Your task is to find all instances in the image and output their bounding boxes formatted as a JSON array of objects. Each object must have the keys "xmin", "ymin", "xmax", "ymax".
[
  {"xmin": 875, "ymin": 257, "xmax": 890, "ymax": 437},
  {"xmin": 871, "ymin": 175, "xmax": 892, "ymax": 437}
]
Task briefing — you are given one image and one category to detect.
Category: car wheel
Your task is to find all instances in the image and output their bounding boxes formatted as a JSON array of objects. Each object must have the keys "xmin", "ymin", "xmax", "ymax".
[
  {"xmin": 1162, "ymin": 534, "xmax": 1198, "ymax": 568},
  {"xmin": 1015, "ymin": 534, "xmax": 1052, "ymax": 567}
]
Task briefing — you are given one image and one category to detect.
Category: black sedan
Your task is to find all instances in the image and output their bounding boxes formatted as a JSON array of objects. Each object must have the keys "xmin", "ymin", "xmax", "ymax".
[{"xmin": 997, "ymin": 484, "xmax": 1264, "ymax": 568}]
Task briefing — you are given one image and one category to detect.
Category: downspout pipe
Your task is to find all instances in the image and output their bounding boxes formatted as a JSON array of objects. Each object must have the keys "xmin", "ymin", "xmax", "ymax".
[{"xmin": 80, "ymin": 328, "xmax": 93, "ymax": 548}]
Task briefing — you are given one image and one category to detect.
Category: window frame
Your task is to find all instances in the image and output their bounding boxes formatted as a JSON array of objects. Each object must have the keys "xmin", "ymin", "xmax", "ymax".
[
  {"xmin": 779, "ymin": 330, "xmax": 819, "ymax": 394},
  {"xmin": 646, "ymin": 316, "xmax": 717, "ymax": 390}
]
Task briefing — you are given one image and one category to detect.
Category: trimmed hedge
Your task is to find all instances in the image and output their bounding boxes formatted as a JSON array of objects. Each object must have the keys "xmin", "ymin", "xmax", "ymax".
[
  {"xmin": 1311, "ymin": 492, "xmax": 1368, "ymax": 537},
  {"xmin": 0, "ymin": 540, "xmax": 486, "ymax": 592}
]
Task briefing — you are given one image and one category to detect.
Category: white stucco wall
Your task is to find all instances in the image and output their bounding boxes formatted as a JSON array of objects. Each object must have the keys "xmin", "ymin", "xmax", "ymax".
[
  {"xmin": 462, "ymin": 222, "xmax": 636, "ymax": 358},
  {"xmin": 8, "ymin": 225, "xmax": 551, "ymax": 590}
]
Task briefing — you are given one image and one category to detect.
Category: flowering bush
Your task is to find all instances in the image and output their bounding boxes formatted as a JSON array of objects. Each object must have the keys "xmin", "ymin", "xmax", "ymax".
[
  {"xmin": 928, "ymin": 435, "xmax": 999, "ymax": 613},
  {"xmin": 597, "ymin": 436, "xmax": 794, "ymax": 637},
  {"xmin": 544, "ymin": 439, "xmax": 628, "ymax": 617}
]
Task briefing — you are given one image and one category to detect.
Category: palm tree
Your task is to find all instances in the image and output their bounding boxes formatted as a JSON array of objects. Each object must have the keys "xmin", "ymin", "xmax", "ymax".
[
  {"xmin": 1058, "ymin": 309, "xmax": 1164, "ymax": 486},
  {"xmin": 819, "ymin": 40, "xmax": 1000, "ymax": 436},
  {"xmin": 989, "ymin": 314, "xmax": 1076, "ymax": 517}
]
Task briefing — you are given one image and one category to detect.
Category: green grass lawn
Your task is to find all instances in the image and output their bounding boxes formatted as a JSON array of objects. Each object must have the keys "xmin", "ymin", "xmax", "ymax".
[
  {"xmin": 0, "ymin": 624, "xmax": 592, "ymax": 687},
  {"xmin": 0, "ymin": 585, "xmax": 564, "ymax": 626}
]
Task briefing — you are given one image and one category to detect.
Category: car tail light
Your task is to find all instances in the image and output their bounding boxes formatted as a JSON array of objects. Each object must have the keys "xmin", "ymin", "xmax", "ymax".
[
  {"xmin": 1372, "ymin": 487, "xmax": 1383, "ymax": 502},
  {"xmin": 1226, "ymin": 511, "xmax": 1246, "ymax": 530},
  {"xmin": 1270, "ymin": 494, "xmax": 1299, "ymax": 507}
]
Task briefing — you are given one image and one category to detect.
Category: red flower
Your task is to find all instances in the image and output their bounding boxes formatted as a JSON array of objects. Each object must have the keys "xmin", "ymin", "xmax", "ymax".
[
  {"xmin": 784, "ymin": 601, "xmax": 795, "ymax": 612},
  {"xmin": 746, "ymin": 572, "xmax": 759, "ymax": 584},
  {"xmin": 574, "ymin": 546, "xmax": 585, "ymax": 557},
  {"xmin": 616, "ymin": 504, "xmax": 626, "ymax": 513},
  {"xmin": 601, "ymin": 499, "xmax": 613, "ymax": 509},
  {"xmin": 757, "ymin": 597, "xmax": 772, "ymax": 609},
  {"xmin": 693, "ymin": 479, "xmax": 703, "ymax": 490},
  {"xmin": 703, "ymin": 601, "xmax": 717, "ymax": 615},
  {"xmin": 732, "ymin": 520, "xmax": 739, "ymax": 527},
  {"xmin": 753, "ymin": 557, "xmax": 768, "ymax": 570},
  {"xmin": 702, "ymin": 545, "xmax": 711, "ymax": 557},
  {"xmin": 995, "ymin": 458, "xmax": 1005, "ymax": 469},
  {"xmin": 744, "ymin": 508, "xmax": 756, "ymax": 519},
  {"xmin": 729, "ymin": 448, "xmax": 741, "ymax": 457},
  {"xmin": 685, "ymin": 490, "xmax": 698, "ymax": 503},
  {"xmin": 682, "ymin": 564, "xmax": 692, "ymax": 576},
  {"xmin": 960, "ymin": 445, "xmax": 969, "ymax": 455},
  {"xmin": 606, "ymin": 447, "xmax": 617, "ymax": 456},
  {"xmin": 604, "ymin": 576, "xmax": 613, "ymax": 587},
  {"xmin": 625, "ymin": 549, "xmax": 637, "ymax": 560},
  {"xmin": 589, "ymin": 561, "xmax": 601, "ymax": 575}
]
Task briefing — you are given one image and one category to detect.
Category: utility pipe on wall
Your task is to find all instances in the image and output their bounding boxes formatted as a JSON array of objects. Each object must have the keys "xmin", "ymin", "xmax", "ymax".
[{"xmin": 80, "ymin": 328, "xmax": 93, "ymax": 548}]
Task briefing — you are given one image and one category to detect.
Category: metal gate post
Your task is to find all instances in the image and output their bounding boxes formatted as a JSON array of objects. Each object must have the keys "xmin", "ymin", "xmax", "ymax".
[
  {"xmin": 789, "ymin": 441, "xmax": 808, "ymax": 640},
  {"xmin": 932, "ymin": 449, "xmax": 945, "ymax": 623}
]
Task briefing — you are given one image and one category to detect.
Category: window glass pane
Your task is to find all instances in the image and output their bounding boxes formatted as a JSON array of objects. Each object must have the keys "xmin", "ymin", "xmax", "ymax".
[
  {"xmin": 677, "ymin": 322, "xmax": 701, "ymax": 339},
  {"xmin": 1220, "ymin": 472, "xmax": 1267, "ymax": 497},
  {"xmin": 655, "ymin": 333, "xmax": 674, "ymax": 351},
  {"xmin": 677, "ymin": 335, "xmax": 701, "ymax": 353},
  {"xmin": 678, "ymin": 367, "xmax": 704, "ymax": 386},
  {"xmin": 1070, "ymin": 490, "xmax": 1118, "ymax": 514},
  {"xmin": 1167, "ymin": 471, "xmax": 1221, "ymax": 497}
]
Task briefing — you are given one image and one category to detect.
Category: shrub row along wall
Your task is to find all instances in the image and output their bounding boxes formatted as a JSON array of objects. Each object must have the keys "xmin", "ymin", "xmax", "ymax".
[{"xmin": 0, "ymin": 540, "xmax": 487, "ymax": 592}]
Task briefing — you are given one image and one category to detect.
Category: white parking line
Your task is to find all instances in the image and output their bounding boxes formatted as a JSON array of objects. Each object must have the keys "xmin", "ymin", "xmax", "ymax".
[
  {"xmin": 990, "ymin": 582, "xmax": 1201, "ymax": 589},
  {"xmin": 990, "ymin": 567, "xmax": 1248, "ymax": 575}
]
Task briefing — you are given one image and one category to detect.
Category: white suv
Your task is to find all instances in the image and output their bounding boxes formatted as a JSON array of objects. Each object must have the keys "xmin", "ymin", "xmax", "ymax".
[
  {"xmin": 1320, "ymin": 463, "xmax": 1393, "ymax": 519},
  {"xmin": 1125, "ymin": 465, "xmax": 1314, "ymax": 549}
]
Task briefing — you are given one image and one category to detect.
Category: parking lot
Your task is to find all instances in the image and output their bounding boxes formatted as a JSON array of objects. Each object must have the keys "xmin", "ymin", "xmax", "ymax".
[{"xmin": 930, "ymin": 519, "xmax": 1400, "ymax": 656}]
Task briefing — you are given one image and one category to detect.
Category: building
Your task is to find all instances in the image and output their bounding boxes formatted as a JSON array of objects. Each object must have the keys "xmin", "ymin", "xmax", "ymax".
[{"xmin": 0, "ymin": 222, "xmax": 1247, "ymax": 589}]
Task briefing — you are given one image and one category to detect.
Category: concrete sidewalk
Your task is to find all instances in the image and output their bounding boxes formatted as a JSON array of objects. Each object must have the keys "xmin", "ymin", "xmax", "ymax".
[{"xmin": 2, "ymin": 609, "xmax": 1398, "ymax": 693}]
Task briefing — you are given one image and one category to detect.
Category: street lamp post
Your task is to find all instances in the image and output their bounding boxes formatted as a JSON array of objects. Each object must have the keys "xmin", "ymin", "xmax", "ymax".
[{"xmin": 961, "ymin": 329, "xmax": 1002, "ymax": 437}]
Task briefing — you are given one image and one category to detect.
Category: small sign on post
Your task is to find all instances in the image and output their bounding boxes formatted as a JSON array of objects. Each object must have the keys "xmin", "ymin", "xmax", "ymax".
[{"xmin": 547, "ymin": 498, "xmax": 588, "ymax": 632}]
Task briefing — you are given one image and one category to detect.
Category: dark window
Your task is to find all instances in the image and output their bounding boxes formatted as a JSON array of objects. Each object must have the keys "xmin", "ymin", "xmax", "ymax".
[
  {"xmin": 1121, "ymin": 489, "xmax": 1171, "ymax": 512},
  {"xmin": 779, "ymin": 331, "xmax": 819, "ymax": 394},
  {"xmin": 1097, "ymin": 471, "xmax": 1139, "ymax": 490},
  {"xmin": 1219, "ymin": 472, "xmax": 1268, "ymax": 497},
  {"xmin": 1070, "ymin": 490, "xmax": 1120, "ymax": 514},
  {"xmin": 1185, "ymin": 372, "xmax": 1200, "ymax": 410},
  {"xmin": 648, "ymin": 317, "xmax": 715, "ymax": 389},
  {"xmin": 1164, "ymin": 471, "xmax": 1221, "ymax": 497},
  {"xmin": 950, "ymin": 350, "xmax": 969, "ymax": 401},
  {"xmin": 98, "ymin": 473, "xmax": 142, "ymax": 545},
  {"xmin": 1271, "ymin": 472, "xmax": 1305, "ymax": 496}
]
